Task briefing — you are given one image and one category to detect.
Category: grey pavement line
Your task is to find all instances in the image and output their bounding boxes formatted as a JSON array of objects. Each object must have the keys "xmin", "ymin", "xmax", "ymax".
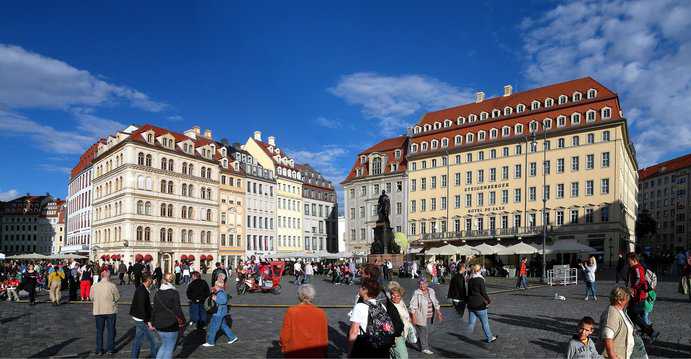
[{"xmin": 8, "ymin": 284, "xmax": 549, "ymax": 308}]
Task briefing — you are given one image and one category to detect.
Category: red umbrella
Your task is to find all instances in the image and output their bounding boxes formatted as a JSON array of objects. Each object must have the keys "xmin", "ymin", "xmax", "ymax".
[
  {"xmin": 188, "ymin": 254, "xmax": 195, "ymax": 261},
  {"xmin": 200, "ymin": 254, "xmax": 207, "ymax": 261},
  {"xmin": 100, "ymin": 255, "xmax": 106, "ymax": 260},
  {"xmin": 206, "ymin": 255, "xmax": 213, "ymax": 261},
  {"xmin": 144, "ymin": 254, "xmax": 153, "ymax": 262},
  {"xmin": 181, "ymin": 254, "xmax": 188, "ymax": 261},
  {"xmin": 104, "ymin": 255, "xmax": 111, "ymax": 261},
  {"xmin": 135, "ymin": 254, "xmax": 143, "ymax": 262},
  {"xmin": 112, "ymin": 254, "xmax": 118, "ymax": 261}
]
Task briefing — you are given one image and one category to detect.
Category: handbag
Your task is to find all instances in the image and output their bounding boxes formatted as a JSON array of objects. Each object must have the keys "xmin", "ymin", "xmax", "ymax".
[{"xmin": 405, "ymin": 323, "xmax": 417, "ymax": 344}]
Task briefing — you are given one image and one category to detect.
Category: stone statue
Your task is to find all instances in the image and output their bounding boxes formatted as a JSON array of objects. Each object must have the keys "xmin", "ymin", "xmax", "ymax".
[{"xmin": 377, "ymin": 190, "xmax": 391, "ymax": 227}]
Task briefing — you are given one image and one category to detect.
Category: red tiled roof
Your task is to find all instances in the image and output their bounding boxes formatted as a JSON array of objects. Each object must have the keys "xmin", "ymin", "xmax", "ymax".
[
  {"xmin": 639, "ymin": 153, "xmax": 691, "ymax": 181},
  {"xmin": 71, "ymin": 140, "xmax": 104, "ymax": 178},
  {"xmin": 418, "ymin": 77, "xmax": 616, "ymax": 126},
  {"xmin": 128, "ymin": 124, "xmax": 224, "ymax": 161},
  {"xmin": 252, "ymin": 139, "xmax": 297, "ymax": 172},
  {"xmin": 342, "ymin": 136, "xmax": 408, "ymax": 184}
]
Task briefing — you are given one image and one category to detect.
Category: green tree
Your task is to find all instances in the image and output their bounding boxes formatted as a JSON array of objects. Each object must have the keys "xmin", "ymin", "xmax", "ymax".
[{"xmin": 635, "ymin": 210, "xmax": 657, "ymax": 247}]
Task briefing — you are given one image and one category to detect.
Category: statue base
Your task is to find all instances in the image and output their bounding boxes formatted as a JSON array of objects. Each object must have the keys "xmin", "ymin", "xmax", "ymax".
[
  {"xmin": 370, "ymin": 221, "xmax": 400, "ymax": 254},
  {"xmin": 367, "ymin": 254, "xmax": 405, "ymax": 271}
]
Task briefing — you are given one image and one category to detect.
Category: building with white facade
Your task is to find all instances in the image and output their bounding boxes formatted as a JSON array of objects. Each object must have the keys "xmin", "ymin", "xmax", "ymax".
[
  {"xmin": 90, "ymin": 124, "xmax": 223, "ymax": 272},
  {"xmin": 299, "ymin": 164, "xmax": 338, "ymax": 253},
  {"xmin": 64, "ymin": 142, "xmax": 101, "ymax": 254}
]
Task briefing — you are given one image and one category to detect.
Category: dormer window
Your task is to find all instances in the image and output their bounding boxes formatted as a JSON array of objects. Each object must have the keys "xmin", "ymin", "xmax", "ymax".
[
  {"xmin": 504, "ymin": 107, "xmax": 512, "ymax": 116},
  {"xmin": 529, "ymin": 120, "xmax": 538, "ymax": 132},
  {"xmin": 411, "ymin": 143, "xmax": 418, "ymax": 153},
  {"xmin": 558, "ymin": 95, "xmax": 568, "ymax": 104},
  {"xmin": 502, "ymin": 126, "xmax": 511, "ymax": 137},
  {"xmin": 571, "ymin": 113, "xmax": 581, "ymax": 125},
  {"xmin": 454, "ymin": 135, "xmax": 462, "ymax": 145},
  {"xmin": 390, "ymin": 163, "xmax": 397, "ymax": 172},
  {"xmin": 456, "ymin": 116, "xmax": 465, "ymax": 125},
  {"xmin": 431, "ymin": 139, "xmax": 439, "ymax": 149},
  {"xmin": 587, "ymin": 88, "xmax": 597, "ymax": 99},
  {"xmin": 441, "ymin": 138, "xmax": 449, "ymax": 147},
  {"xmin": 423, "ymin": 124, "xmax": 431, "ymax": 132},
  {"xmin": 545, "ymin": 98, "xmax": 554, "ymax": 107},
  {"xmin": 222, "ymin": 158, "xmax": 228, "ymax": 168},
  {"xmin": 490, "ymin": 128, "xmax": 498, "ymax": 139},
  {"xmin": 147, "ymin": 133, "xmax": 153, "ymax": 143},
  {"xmin": 516, "ymin": 104, "xmax": 526, "ymax": 113},
  {"xmin": 433, "ymin": 122, "xmax": 441, "ymax": 130},
  {"xmin": 492, "ymin": 109, "xmax": 501, "ymax": 118},
  {"xmin": 466, "ymin": 133, "xmax": 474, "ymax": 143},
  {"xmin": 421, "ymin": 142, "xmax": 428, "ymax": 151},
  {"xmin": 572, "ymin": 91, "xmax": 582, "ymax": 102},
  {"xmin": 478, "ymin": 131, "xmax": 486, "ymax": 141},
  {"xmin": 394, "ymin": 149, "xmax": 401, "ymax": 159},
  {"xmin": 480, "ymin": 112, "xmax": 488, "ymax": 121},
  {"xmin": 531, "ymin": 100, "xmax": 540, "ymax": 110},
  {"xmin": 360, "ymin": 155, "xmax": 366, "ymax": 164},
  {"xmin": 469, "ymin": 114, "xmax": 477, "ymax": 123},
  {"xmin": 515, "ymin": 124, "xmax": 524, "ymax": 134},
  {"xmin": 444, "ymin": 119, "xmax": 452, "ymax": 127},
  {"xmin": 543, "ymin": 118, "xmax": 553, "ymax": 129},
  {"xmin": 414, "ymin": 126, "xmax": 421, "ymax": 134},
  {"xmin": 586, "ymin": 110, "xmax": 596, "ymax": 122},
  {"xmin": 601, "ymin": 107, "xmax": 612, "ymax": 119},
  {"xmin": 557, "ymin": 115, "xmax": 567, "ymax": 127}
]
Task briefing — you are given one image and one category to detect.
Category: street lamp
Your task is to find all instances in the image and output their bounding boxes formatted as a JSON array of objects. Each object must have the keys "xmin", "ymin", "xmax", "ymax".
[{"xmin": 540, "ymin": 127, "xmax": 548, "ymax": 284}]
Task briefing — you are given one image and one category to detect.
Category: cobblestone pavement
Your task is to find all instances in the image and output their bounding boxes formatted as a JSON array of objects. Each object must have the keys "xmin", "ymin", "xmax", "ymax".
[{"xmin": 1, "ymin": 274, "xmax": 689, "ymax": 358}]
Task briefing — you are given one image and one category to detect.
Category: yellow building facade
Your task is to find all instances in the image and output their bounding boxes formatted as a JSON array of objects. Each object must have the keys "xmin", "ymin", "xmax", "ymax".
[
  {"xmin": 218, "ymin": 163, "xmax": 245, "ymax": 267},
  {"xmin": 407, "ymin": 78, "xmax": 638, "ymax": 267}
]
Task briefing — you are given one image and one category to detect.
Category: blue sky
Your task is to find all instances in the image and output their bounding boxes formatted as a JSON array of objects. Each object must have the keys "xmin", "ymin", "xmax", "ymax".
[{"xmin": 1, "ymin": 0, "xmax": 690, "ymax": 205}]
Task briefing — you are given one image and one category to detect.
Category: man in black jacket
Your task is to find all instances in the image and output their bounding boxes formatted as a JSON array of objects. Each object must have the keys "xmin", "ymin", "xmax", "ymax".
[
  {"xmin": 130, "ymin": 274, "xmax": 159, "ymax": 358},
  {"xmin": 447, "ymin": 262, "xmax": 468, "ymax": 318},
  {"xmin": 186, "ymin": 271, "xmax": 211, "ymax": 329},
  {"xmin": 132, "ymin": 261, "xmax": 144, "ymax": 288}
]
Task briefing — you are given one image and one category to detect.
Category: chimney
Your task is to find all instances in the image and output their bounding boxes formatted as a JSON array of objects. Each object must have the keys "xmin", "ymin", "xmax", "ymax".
[
  {"xmin": 503, "ymin": 85, "xmax": 513, "ymax": 97},
  {"xmin": 184, "ymin": 126, "xmax": 198, "ymax": 139},
  {"xmin": 253, "ymin": 130, "xmax": 262, "ymax": 141},
  {"xmin": 475, "ymin": 91, "xmax": 485, "ymax": 103},
  {"xmin": 203, "ymin": 129, "xmax": 212, "ymax": 139},
  {"xmin": 268, "ymin": 136, "xmax": 276, "ymax": 146}
]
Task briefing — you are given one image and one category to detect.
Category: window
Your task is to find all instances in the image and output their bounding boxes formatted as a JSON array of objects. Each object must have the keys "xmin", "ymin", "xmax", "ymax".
[
  {"xmin": 489, "ymin": 168, "xmax": 496, "ymax": 182},
  {"xmin": 455, "ymin": 173, "xmax": 461, "ymax": 186},
  {"xmin": 466, "ymin": 171, "xmax": 473, "ymax": 185},
  {"xmin": 517, "ymin": 104, "xmax": 526, "ymax": 113},
  {"xmin": 502, "ymin": 126, "xmax": 510, "ymax": 137},
  {"xmin": 145, "ymin": 154, "xmax": 152, "ymax": 167},
  {"xmin": 478, "ymin": 170, "xmax": 484, "ymax": 183},
  {"xmin": 514, "ymin": 164, "xmax": 522, "ymax": 179},
  {"xmin": 601, "ymin": 178, "xmax": 610, "ymax": 194},
  {"xmin": 136, "ymin": 226, "xmax": 143, "ymax": 241},
  {"xmin": 515, "ymin": 144, "xmax": 522, "ymax": 155},
  {"xmin": 490, "ymin": 149, "xmax": 497, "ymax": 159},
  {"xmin": 557, "ymin": 116, "xmax": 566, "ymax": 127},
  {"xmin": 530, "ymin": 162, "xmax": 537, "ymax": 176},
  {"xmin": 573, "ymin": 92, "xmax": 582, "ymax": 102},
  {"xmin": 543, "ymin": 118, "xmax": 552, "ymax": 129},
  {"xmin": 502, "ymin": 147, "xmax": 509, "ymax": 157},
  {"xmin": 138, "ymin": 152, "xmax": 144, "ymax": 165},
  {"xmin": 478, "ymin": 131, "xmax": 486, "ymax": 141},
  {"xmin": 587, "ymin": 133, "xmax": 595, "ymax": 144},
  {"xmin": 601, "ymin": 207, "xmax": 609, "ymax": 222},
  {"xmin": 603, "ymin": 131, "xmax": 611, "ymax": 141},
  {"xmin": 572, "ymin": 136, "xmax": 580, "ymax": 146},
  {"xmin": 586, "ymin": 180, "xmax": 594, "ymax": 196},
  {"xmin": 529, "ymin": 121, "xmax": 538, "ymax": 132},
  {"xmin": 571, "ymin": 182, "xmax": 579, "ymax": 197},
  {"xmin": 571, "ymin": 156, "xmax": 579, "ymax": 171},
  {"xmin": 557, "ymin": 183, "xmax": 564, "ymax": 198},
  {"xmin": 601, "ymin": 107, "xmax": 612, "ymax": 119},
  {"xmin": 586, "ymin": 154, "xmax": 594, "ymax": 169},
  {"xmin": 586, "ymin": 110, "xmax": 596, "ymax": 122},
  {"xmin": 465, "ymin": 194, "xmax": 472, "ymax": 207},
  {"xmin": 557, "ymin": 210, "xmax": 564, "ymax": 225},
  {"xmin": 570, "ymin": 209, "xmax": 579, "ymax": 224},
  {"xmin": 602, "ymin": 152, "xmax": 610, "ymax": 167},
  {"xmin": 545, "ymin": 98, "xmax": 554, "ymax": 107},
  {"xmin": 571, "ymin": 113, "xmax": 581, "ymax": 125},
  {"xmin": 502, "ymin": 166, "xmax": 509, "ymax": 180},
  {"xmin": 515, "ymin": 124, "xmax": 524, "ymax": 134},
  {"xmin": 558, "ymin": 95, "xmax": 568, "ymax": 105},
  {"xmin": 454, "ymin": 135, "xmax": 462, "ymax": 146},
  {"xmin": 529, "ymin": 187, "xmax": 536, "ymax": 201},
  {"xmin": 421, "ymin": 178, "xmax": 427, "ymax": 190},
  {"xmin": 587, "ymin": 89, "xmax": 597, "ymax": 99},
  {"xmin": 544, "ymin": 185, "xmax": 550, "ymax": 200},
  {"xmin": 137, "ymin": 200, "xmax": 144, "ymax": 214},
  {"xmin": 514, "ymin": 188, "xmax": 521, "ymax": 203},
  {"xmin": 501, "ymin": 190, "xmax": 509, "ymax": 204},
  {"xmin": 372, "ymin": 157, "xmax": 382, "ymax": 175},
  {"xmin": 558, "ymin": 138, "xmax": 565, "ymax": 148}
]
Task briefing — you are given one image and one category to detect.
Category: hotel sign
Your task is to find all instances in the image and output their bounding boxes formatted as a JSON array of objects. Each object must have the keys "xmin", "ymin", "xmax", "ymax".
[{"xmin": 464, "ymin": 182, "xmax": 509, "ymax": 192}]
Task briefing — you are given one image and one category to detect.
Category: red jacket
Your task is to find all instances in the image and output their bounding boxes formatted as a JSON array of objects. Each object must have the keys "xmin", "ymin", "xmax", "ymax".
[{"xmin": 628, "ymin": 263, "xmax": 648, "ymax": 303}]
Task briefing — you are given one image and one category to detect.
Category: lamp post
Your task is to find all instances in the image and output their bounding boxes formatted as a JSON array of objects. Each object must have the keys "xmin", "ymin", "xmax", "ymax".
[{"xmin": 539, "ymin": 127, "xmax": 548, "ymax": 283}]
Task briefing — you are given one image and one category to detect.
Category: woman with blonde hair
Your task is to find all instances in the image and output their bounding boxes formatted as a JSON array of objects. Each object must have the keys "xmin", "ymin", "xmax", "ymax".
[
  {"xmin": 600, "ymin": 286, "xmax": 638, "ymax": 359},
  {"xmin": 387, "ymin": 281, "xmax": 412, "ymax": 359},
  {"xmin": 580, "ymin": 256, "xmax": 598, "ymax": 301}
]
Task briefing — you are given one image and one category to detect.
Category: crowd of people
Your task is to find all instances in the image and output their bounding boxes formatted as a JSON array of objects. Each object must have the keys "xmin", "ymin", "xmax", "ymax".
[{"xmin": 0, "ymin": 248, "xmax": 690, "ymax": 359}]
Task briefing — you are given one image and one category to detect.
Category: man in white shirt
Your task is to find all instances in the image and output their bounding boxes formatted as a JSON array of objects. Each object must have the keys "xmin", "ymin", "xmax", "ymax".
[{"xmin": 305, "ymin": 262, "xmax": 314, "ymax": 283}]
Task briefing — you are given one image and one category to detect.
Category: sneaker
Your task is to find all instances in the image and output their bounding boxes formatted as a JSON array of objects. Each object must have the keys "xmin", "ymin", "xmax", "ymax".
[
  {"xmin": 488, "ymin": 336, "xmax": 498, "ymax": 343},
  {"xmin": 202, "ymin": 343, "xmax": 215, "ymax": 347},
  {"xmin": 594, "ymin": 296, "xmax": 598, "ymax": 301},
  {"xmin": 188, "ymin": 321, "xmax": 195, "ymax": 326},
  {"xmin": 584, "ymin": 297, "xmax": 589, "ymax": 301},
  {"xmin": 228, "ymin": 337, "xmax": 239, "ymax": 344},
  {"xmin": 422, "ymin": 349, "xmax": 434, "ymax": 355}
]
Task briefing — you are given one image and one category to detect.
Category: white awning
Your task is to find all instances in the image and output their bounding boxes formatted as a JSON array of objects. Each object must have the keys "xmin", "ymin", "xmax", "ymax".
[{"xmin": 545, "ymin": 240, "xmax": 597, "ymax": 254}]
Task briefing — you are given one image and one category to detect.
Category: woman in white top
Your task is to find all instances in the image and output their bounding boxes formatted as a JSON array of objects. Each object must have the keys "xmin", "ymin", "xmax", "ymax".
[
  {"xmin": 387, "ymin": 281, "xmax": 411, "ymax": 359},
  {"xmin": 600, "ymin": 287, "xmax": 636, "ymax": 359},
  {"xmin": 580, "ymin": 256, "xmax": 598, "ymax": 300}
]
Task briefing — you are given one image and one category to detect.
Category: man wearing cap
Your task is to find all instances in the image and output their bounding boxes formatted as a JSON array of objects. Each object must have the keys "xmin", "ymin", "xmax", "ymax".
[{"xmin": 90, "ymin": 269, "xmax": 120, "ymax": 356}]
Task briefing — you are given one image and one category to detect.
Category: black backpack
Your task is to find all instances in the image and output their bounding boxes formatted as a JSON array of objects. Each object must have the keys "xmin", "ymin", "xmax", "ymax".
[
  {"xmin": 204, "ymin": 296, "xmax": 218, "ymax": 315},
  {"xmin": 384, "ymin": 296, "xmax": 404, "ymax": 338},
  {"xmin": 360, "ymin": 301, "xmax": 396, "ymax": 350}
]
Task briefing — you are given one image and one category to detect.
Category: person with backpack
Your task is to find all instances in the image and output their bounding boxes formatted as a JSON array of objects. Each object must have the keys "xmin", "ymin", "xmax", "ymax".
[
  {"xmin": 409, "ymin": 277, "xmax": 443, "ymax": 355},
  {"xmin": 348, "ymin": 278, "xmax": 396, "ymax": 358},
  {"xmin": 626, "ymin": 253, "xmax": 659, "ymax": 341},
  {"xmin": 202, "ymin": 280, "xmax": 238, "ymax": 347},
  {"xmin": 151, "ymin": 273, "xmax": 185, "ymax": 359},
  {"xmin": 186, "ymin": 271, "xmax": 210, "ymax": 329},
  {"xmin": 465, "ymin": 264, "xmax": 497, "ymax": 343}
]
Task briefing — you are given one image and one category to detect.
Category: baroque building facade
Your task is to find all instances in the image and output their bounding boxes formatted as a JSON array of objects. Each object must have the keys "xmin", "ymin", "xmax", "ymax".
[
  {"xmin": 638, "ymin": 153, "xmax": 691, "ymax": 251},
  {"xmin": 0, "ymin": 194, "xmax": 61, "ymax": 255},
  {"xmin": 90, "ymin": 124, "xmax": 223, "ymax": 271},
  {"xmin": 342, "ymin": 136, "xmax": 409, "ymax": 255},
  {"xmin": 405, "ymin": 78, "xmax": 637, "ymax": 266},
  {"xmin": 298, "ymin": 164, "xmax": 338, "ymax": 253}
]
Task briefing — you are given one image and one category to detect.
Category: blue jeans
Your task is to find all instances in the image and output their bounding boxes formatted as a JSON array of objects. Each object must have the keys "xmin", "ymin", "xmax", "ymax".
[
  {"xmin": 520, "ymin": 276, "xmax": 528, "ymax": 289},
  {"xmin": 156, "ymin": 331, "xmax": 177, "ymax": 359},
  {"xmin": 206, "ymin": 314, "xmax": 237, "ymax": 344},
  {"xmin": 585, "ymin": 281, "xmax": 597, "ymax": 299},
  {"xmin": 95, "ymin": 314, "xmax": 117, "ymax": 353},
  {"xmin": 304, "ymin": 274, "xmax": 311, "ymax": 283},
  {"xmin": 131, "ymin": 320, "xmax": 159, "ymax": 359},
  {"xmin": 189, "ymin": 303, "xmax": 207, "ymax": 326},
  {"xmin": 467, "ymin": 309, "xmax": 493, "ymax": 342}
]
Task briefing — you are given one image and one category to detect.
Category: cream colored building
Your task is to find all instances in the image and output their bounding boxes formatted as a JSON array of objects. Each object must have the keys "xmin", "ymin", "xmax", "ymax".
[
  {"xmin": 244, "ymin": 131, "xmax": 303, "ymax": 254},
  {"xmin": 407, "ymin": 78, "xmax": 637, "ymax": 267},
  {"xmin": 91, "ymin": 124, "xmax": 223, "ymax": 272},
  {"xmin": 218, "ymin": 161, "xmax": 245, "ymax": 268}
]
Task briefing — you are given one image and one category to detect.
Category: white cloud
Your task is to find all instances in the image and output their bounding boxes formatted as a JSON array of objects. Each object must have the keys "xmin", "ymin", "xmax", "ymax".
[
  {"xmin": 314, "ymin": 116, "xmax": 341, "ymax": 129},
  {"xmin": 168, "ymin": 115, "xmax": 184, "ymax": 122},
  {"xmin": 520, "ymin": 0, "xmax": 691, "ymax": 166},
  {"xmin": 289, "ymin": 146, "xmax": 350, "ymax": 209},
  {"xmin": 329, "ymin": 72, "xmax": 474, "ymax": 136},
  {"xmin": 0, "ymin": 109, "xmax": 94, "ymax": 154},
  {"xmin": 0, "ymin": 44, "xmax": 166, "ymax": 112},
  {"xmin": 37, "ymin": 164, "xmax": 71, "ymax": 175},
  {"xmin": 0, "ymin": 189, "xmax": 19, "ymax": 201}
]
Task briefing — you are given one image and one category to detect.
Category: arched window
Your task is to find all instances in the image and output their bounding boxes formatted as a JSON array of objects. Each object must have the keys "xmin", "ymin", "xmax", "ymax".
[
  {"xmin": 571, "ymin": 113, "xmax": 581, "ymax": 125},
  {"xmin": 502, "ymin": 126, "xmax": 511, "ymax": 137},
  {"xmin": 182, "ymin": 183, "xmax": 187, "ymax": 196},
  {"xmin": 207, "ymin": 231, "xmax": 212, "ymax": 244},
  {"xmin": 206, "ymin": 188, "xmax": 211, "ymax": 199},
  {"xmin": 137, "ymin": 200, "xmax": 144, "ymax": 214},
  {"xmin": 601, "ymin": 107, "xmax": 612, "ymax": 119},
  {"xmin": 456, "ymin": 117, "xmax": 465, "ymax": 125},
  {"xmin": 469, "ymin": 114, "xmax": 477, "ymax": 122},
  {"xmin": 372, "ymin": 157, "xmax": 382, "ymax": 175},
  {"xmin": 531, "ymin": 100, "xmax": 540, "ymax": 110},
  {"xmin": 188, "ymin": 185, "xmax": 194, "ymax": 197},
  {"xmin": 206, "ymin": 168, "xmax": 211, "ymax": 179},
  {"xmin": 145, "ymin": 201, "xmax": 151, "ymax": 215},
  {"xmin": 431, "ymin": 139, "xmax": 438, "ymax": 149},
  {"xmin": 558, "ymin": 95, "xmax": 568, "ymax": 104},
  {"xmin": 181, "ymin": 229, "xmax": 187, "ymax": 243},
  {"xmin": 168, "ymin": 181, "xmax": 174, "ymax": 193},
  {"xmin": 587, "ymin": 88, "xmax": 597, "ymax": 99},
  {"xmin": 543, "ymin": 118, "xmax": 553, "ymax": 129},
  {"xmin": 189, "ymin": 164, "xmax": 194, "ymax": 175},
  {"xmin": 504, "ymin": 107, "xmax": 512, "ymax": 116},
  {"xmin": 201, "ymin": 231, "xmax": 206, "ymax": 243},
  {"xmin": 182, "ymin": 206, "xmax": 187, "ymax": 219},
  {"xmin": 201, "ymin": 166, "xmax": 206, "ymax": 177},
  {"xmin": 490, "ymin": 128, "xmax": 498, "ymax": 139},
  {"xmin": 466, "ymin": 133, "xmax": 474, "ymax": 143},
  {"xmin": 423, "ymin": 124, "xmax": 431, "ymax": 132},
  {"xmin": 586, "ymin": 110, "xmax": 596, "ymax": 122},
  {"xmin": 557, "ymin": 115, "xmax": 567, "ymax": 127},
  {"xmin": 516, "ymin": 104, "xmax": 526, "ymax": 113},
  {"xmin": 480, "ymin": 112, "xmax": 488, "ymax": 121},
  {"xmin": 182, "ymin": 162, "xmax": 188, "ymax": 174},
  {"xmin": 454, "ymin": 135, "xmax": 462, "ymax": 145},
  {"xmin": 188, "ymin": 230, "xmax": 193, "ymax": 243},
  {"xmin": 146, "ymin": 177, "xmax": 152, "ymax": 190},
  {"xmin": 515, "ymin": 124, "xmax": 524, "ymax": 134},
  {"xmin": 444, "ymin": 119, "xmax": 452, "ymax": 127},
  {"xmin": 167, "ymin": 204, "xmax": 173, "ymax": 217},
  {"xmin": 189, "ymin": 207, "xmax": 194, "ymax": 219},
  {"xmin": 545, "ymin": 98, "xmax": 554, "ymax": 107},
  {"xmin": 161, "ymin": 158, "xmax": 167, "ymax": 170},
  {"xmin": 201, "ymin": 187, "xmax": 206, "ymax": 199},
  {"xmin": 144, "ymin": 227, "xmax": 151, "ymax": 241},
  {"xmin": 136, "ymin": 226, "xmax": 143, "ymax": 241},
  {"xmin": 529, "ymin": 120, "xmax": 538, "ymax": 132},
  {"xmin": 145, "ymin": 154, "xmax": 152, "ymax": 167},
  {"xmin": 168, "ymin": 159, "xmax": 174, "ymax": 171},
  {"xmin": 433, "ymin": 122, "xmax": 441, "ymax": 130},
  {"xmin": 161, "ymin": 180, "xmax": 167, "ymax": 193},
  {"xmin": 441, "ymin": 138, "xmax": 449, "ymax": 147},
  {"xmin": 478, "ymin": 131, "xmax": 486, "ymax": 141},
  {"xmin": 138, "ymin": 152, "xmax": 144, "ymax": 165},
  {"xmin": 492, "ymin": 109, "xmax": 501, "ymax": 118},
  {"xmin": 572, "ymin": 91, "xmax": 582, "ymax": 102},
  {"xmin": 167, "ymin": 228, "xmax": 173, "ymax": 242},
  {"xmin": 206, "ymin": 209, "xmax": 212, "ymax": 221},
  {"xmin": 160, "ymin": 203, "xmax": 166, "ymax": 216}
]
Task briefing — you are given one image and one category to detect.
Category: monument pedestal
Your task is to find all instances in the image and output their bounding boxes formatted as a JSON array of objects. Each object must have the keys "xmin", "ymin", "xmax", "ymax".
[{"xmin": 367, "ymin": 253, "xmax": 405, "ymax": 270}]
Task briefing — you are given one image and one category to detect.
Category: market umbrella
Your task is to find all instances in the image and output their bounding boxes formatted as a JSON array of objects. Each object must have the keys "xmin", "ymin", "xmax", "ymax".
[
  {"xmin": 506, "ymin": 242, "xmax": 541, "ymax": 255},
  {"xmin": 0, "ymin": 253, "xmax": 5, "ymax": 260},
  {"xmin": 428, "ymin": 244, "xmax": 461, "ymax": 256},
  {"xmin": 472, "ymin": 243, "xmax": 498, "ymax": 255},
  {"xmin": 7, "ymin": 253, "xmax": 49, "ymax": 260},
  {"xmin": 545, "ymin": 240, "xmax": 597, "ymax": 254}
]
